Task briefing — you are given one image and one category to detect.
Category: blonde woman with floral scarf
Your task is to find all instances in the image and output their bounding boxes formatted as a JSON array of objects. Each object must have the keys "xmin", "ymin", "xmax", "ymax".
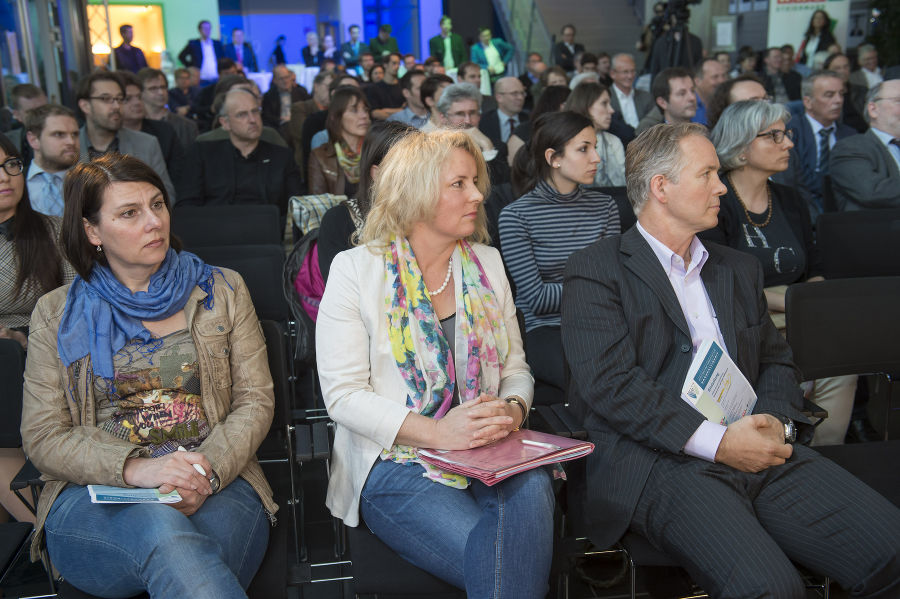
[{"xmin": 317, "ymin": 130, "xmax": 553, "ymax": 598}]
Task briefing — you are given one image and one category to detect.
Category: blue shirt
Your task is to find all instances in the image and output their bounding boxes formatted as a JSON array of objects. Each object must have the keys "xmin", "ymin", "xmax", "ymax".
[
  {"xmin": 386, "ymin": 106, "xmax": 430, "ymax": 129},
  {"xmin": 871, "ymin": 127, "xmax": 900, "ymax": 172},
  {"xmin": 26, "ymin": 161, "xmax": 67, "ymax": 217},
  {"xmin": 691, "ymin": 92, "xmax": 707, "ymax": 126}
]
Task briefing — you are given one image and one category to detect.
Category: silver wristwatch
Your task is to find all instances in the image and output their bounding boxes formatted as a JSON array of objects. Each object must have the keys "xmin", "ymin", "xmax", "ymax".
[
  {"xmin": 208, "ymin": 469, "xmax": 221, "ymax": 494},
  {"xmin": 779, "ymin": 417, "xmax": 797, "ymax": 444}
]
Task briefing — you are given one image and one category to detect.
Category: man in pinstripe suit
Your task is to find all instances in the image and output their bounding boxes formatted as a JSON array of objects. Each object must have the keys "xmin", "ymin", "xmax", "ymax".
[{"xmin": 561, "ymin": 122, "xmax": 900, "ymax": 598}]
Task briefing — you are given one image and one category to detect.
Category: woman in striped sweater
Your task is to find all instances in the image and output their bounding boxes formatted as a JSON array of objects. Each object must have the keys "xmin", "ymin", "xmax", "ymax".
[{"xmin": 499, "ymin": 111, "xmax": 620, "ymax": 389}]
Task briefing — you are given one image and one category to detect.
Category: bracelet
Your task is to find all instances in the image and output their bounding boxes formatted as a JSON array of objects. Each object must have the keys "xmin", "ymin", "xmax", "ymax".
[{"xmin": 505, "ymin": 397, "xmax": 527, "ymax": 431}]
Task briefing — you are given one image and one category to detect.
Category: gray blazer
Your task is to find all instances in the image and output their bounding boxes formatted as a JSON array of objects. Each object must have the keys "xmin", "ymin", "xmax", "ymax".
[
  {"xmin": 609, "ymin": 86, "xmax": 654, "ymax": 122},
  {"xmin": 560, "ymin": 227, "xmax": 808, "ymax": 548},
  {"xmin": 79, "ymin": 127, "xmax": 176, "ymax": 203},
  {"xmin": 830, "ymin": 129, "xmax": 900, "ymax": 211}
]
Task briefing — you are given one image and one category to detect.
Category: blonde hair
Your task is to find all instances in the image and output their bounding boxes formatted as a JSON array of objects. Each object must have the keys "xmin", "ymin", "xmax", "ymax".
[{"xmin": 360, "ymin": 130, "xmax": 490, "ymax": 247}]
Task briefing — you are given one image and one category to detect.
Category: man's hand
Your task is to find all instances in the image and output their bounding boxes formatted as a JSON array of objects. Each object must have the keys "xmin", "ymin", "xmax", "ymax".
[
  {"xmin": 165, "ymin": 487, "xmax": 208, "ymax": 516},
  {"xmin": 715, "ymin": 414, "xmax": 792, "ymax": 473}
]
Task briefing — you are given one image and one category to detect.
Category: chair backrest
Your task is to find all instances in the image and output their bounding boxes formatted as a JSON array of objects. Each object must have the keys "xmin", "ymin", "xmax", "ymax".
[
  {"xmin": 785, "ymin": 276, "xmax": 900, "ymax": 381},
  {"xmin": 816, "ymin": 209, "xmax": 900, "ymax": 279},
  {"xmin": 0, "ymin": 339, "xmax": 26, "ymax": 448},
  {"xmin": 259, "ymin": 320, "xmax": 290, "ymax": 435},
  {"xmin": 192, "ymin": 244, "xmax": 289, "ymax": 322},
  {"xmin": 172, "ymin": 205, "xmax": 282, "ymax": 249},
  {"xmin": 588, "ymin": 186, "xmax": 636, "ymax": 232}
]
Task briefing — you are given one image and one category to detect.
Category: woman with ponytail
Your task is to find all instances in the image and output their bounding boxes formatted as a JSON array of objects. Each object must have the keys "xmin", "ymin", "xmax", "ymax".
[{"xmin": 500, "ymin": 111, "xmax": 619, "ymax": 389}]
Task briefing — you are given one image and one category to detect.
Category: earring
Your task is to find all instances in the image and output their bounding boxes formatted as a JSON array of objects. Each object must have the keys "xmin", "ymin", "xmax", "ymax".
[
  {"xmin": 96, "ymin": 245, "xmax": 102, "ymax": 253},
  {"xmin": 739, "ymin": 156, "xmax": 747, "ymax": 162},
  {"xmin": 553, "ymin": 163, "xmax": 560, "ymax": 168}
]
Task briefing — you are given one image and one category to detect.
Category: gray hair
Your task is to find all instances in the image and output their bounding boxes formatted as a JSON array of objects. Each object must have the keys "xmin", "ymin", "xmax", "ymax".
[
  {"xmin": 436, "ymin": 82, "xmax": 481, "ymax": 117},
  {"xmin": 857, "ymin": 43, "xmax": 876, "ymax": 58},
  {"xmin": 801, "ymin": 69, "xmax": 841, "ymax": 98},
  {"xmin": 625, "ymin": 122, "xmax": 708, "ymax": 216},
  {"xmin": 710, "ymin": 100, "xmax": 792, "ymax": 172},
  {"xmin": 864, "ymin": 81, "xmax": 884, "ymax": 124},
  {"xmin": 218, "ymin": 86, "xmax": 258, "ymax": 118}
]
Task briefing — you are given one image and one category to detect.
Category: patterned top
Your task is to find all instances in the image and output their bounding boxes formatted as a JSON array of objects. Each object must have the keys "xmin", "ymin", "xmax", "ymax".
[
  {"xmin": 0, "ymin": 215, "xmax": 74, "ymax": 329},
  {"xmin": 95, "ymin": 329, "xmax": 210, "ymax": 457}
]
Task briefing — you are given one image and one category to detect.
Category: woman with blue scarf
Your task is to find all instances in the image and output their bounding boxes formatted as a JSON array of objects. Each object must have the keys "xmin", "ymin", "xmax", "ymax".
[
  {"xmin": 317, "ymin": 130, "xmax": 554, "ymax": 598},
  {"xmin": 20, "ymin": 154, "xmax": 276, "ymax": 599}
]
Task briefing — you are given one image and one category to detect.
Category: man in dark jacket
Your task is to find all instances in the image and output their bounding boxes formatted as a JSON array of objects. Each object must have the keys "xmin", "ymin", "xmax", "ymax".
[
  {"xmin": 178, "ymin": 20, "xmax": 225, "ymax": 85},
  {"xmin": 428, "ymin": 15, "xmax": 466, "ymax": 71}
]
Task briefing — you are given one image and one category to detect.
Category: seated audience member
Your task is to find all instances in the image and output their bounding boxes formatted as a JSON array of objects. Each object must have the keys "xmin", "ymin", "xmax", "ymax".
[
  {"xmin": 637, "ymin": 67, "xmax": 697, "ymax": 134},
  {"xmin": 479, "ymin": 77, "xmax": 528, "ymax": 151},
  {"xmin": 714, "ymin": 50, "xmax": 731, "ymax": 73},
  {"xmin": 565, "ymin": 82, "xmax": 626, "ymax": 187},
  {"xmin": 366, "ymin": 52, "xmax": 404, "ymax": 120},
  {"xmin": 367, "ymin": 63, "xmax": 385, "ymax": 85},
  {"xmin": 823, "ymin": 53, "xmax": 868, "ymax": 133},
  {"xmin": 386, "ymin": 70, "xmax": 429, "ymax": 128},
  {"xmin": 849, "ymin": 44, "xmax": 882, "ymax": 90},
  {"xmin": 178, "ymin": 88, "xmax": 301, "ymax": 222},
  {"xmin": 761, "ymin": 47, "xmax": 802, "ymax": 103},
  {"xmin": 608, "ymin": 54, "xmax": 653, "ymax": 129},
  {"xmin": 168, "ymin": 67, "xmax": 198, "ymax": 117},
  {"xmin": 422, "ymin": 56, "xmax": 444, "ymax": 77},
  {"xmin": 693, "ymin": 57, "xmax": 728, "ymax": 126},
  {"xmin": 419, "ymin": 74, "xmax": 454, "ymax": 131},
  {"xmin": 787, "ymin": 70, "xmax": 855, "ymax": 219},
  {"xmin": 196, "ymin": 80, "xmax": 286, "ymax": 149},
  {"xmin": 317, "ymin": 120, "xmax": 417, "ymax": 281},
  {"xmin": 290, "ymin": 70, "xmax": 335, "ymax": 168},
  {"xmin": 507, "ymin": 85, "xmax": 570, "ymax": 166},
  {"xmin": 308, "ymin": 87, "xmax": 371, "ymax": 196},
  {"xmin": 6, "ymin": 83, "xmax": 48, "ymax": 167},
  {"xmin": 830, "ymin": 80, "xmax": 900, "ymax": 210},
  {"xmin": 223, "ymin": 27, "xmax": 258, "ymax": 73},
  {"xmin": 191, "ymin": 59, "xmax": 242, "ymax": 131},
  {"xmin": 21, "ymin": 153, "xmax": 276, "ymax": 596},
  {"xmin": 309, "ymin": 76, "xmax": 362, "ymax": 150},
  {"xmin": 356, "ymin": 53, "xmax": 375, "ymax": 81},
  {"xmin": 539, "ymin": 66, "xmax": 569, "ymax": 96},
  {"xmin": 138, "ymin": 68, "xmax": 200, "ymax": 150},
  {"xmin": 732, "ymin": 45, "xmax": 758, "ymax": 78},
  {"xmin": 119, "ymin": 71, "xmax": 184, "ymax": 185},
  {"xmin": 551, "ymin": 24, "xmax": 583, "ymax": 73},
  {"xmin": 519, "ymin": 52, "xmax": 547, "ymax": 110},
  {"xmin": 402, "ymin": 54, "xmax": 417, "ymax": 72},
  {"xmin": 470, "ymin": 27, "xmax": 513, "ymax": 83},
  {"xmin": 317, "ymin": 129, "xmax": 553, "ymax": 598},
  {"xmin": 706, "ymin": 73, "xmax": 768, "ymax": 130},
  {"xmin": 0, "ymin": 134, "xmax": 73, "ymax": 525},
  {"xmin": 561, "ymin": 122, "xmax": 900, "ymax": 598},
  {"xmin": 703, "ymin": 101, "xmax": 856, "ymax": 446},
  {"xmin": 500, "ymin": 111, "xmax": 619, "ymax": 389},
  {"xmin": 457, "ymin": 62, "xmax": 497, "ymax": 112},
  {"xmin": 596, "ymin": 52, "xmax": 612, "ymax": 87},
  {"xmin": 76, "ymin": 71, "xmax": 175, "ymax": 201},
  {"xmin": 302, "ymin": 31, "xmax": 323, "ymax": 67},
  {"xmin": 263, "ymin": 65, "xmax": 310, "ymax": 130},
  {"xmin": 24, "ymin": 104, "xmax": 80, "ymax": 217}
]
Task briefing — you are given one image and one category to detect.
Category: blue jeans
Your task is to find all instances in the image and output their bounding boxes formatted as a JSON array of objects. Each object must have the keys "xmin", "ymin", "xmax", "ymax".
[
  {"xmin": 360, "ymin": 459, "xmax": 554, "ymax": 599},
  {"xmin": 45, "ymin": 477, "xmax": 269, "ymax": 599}
]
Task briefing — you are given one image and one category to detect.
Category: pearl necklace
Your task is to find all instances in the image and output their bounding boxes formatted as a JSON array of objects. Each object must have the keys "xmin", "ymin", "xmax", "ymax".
[{"xmin": 425, "ymin": 258, "xmax": 453, "ymax": 297}]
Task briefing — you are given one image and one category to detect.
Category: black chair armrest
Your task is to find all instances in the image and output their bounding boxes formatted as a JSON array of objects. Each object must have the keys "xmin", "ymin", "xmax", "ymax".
[
  {"xmin": 10, "ymin": 459, "xmax": 42, "ymax": 491},
  {"xmin": 530, "ymin": 405, "xmax": 570, "ymax": 437},
  {"xmin": 294, "ymin": 425, "xmax": 313, "ymax": 463},
  {"xmin": 551, "ymin": 404, "xmax": 587, "ymax": 440}
]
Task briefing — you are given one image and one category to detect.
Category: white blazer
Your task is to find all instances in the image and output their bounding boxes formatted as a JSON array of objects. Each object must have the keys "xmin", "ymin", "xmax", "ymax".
[{"xmin": 316, "ymin": 241, "xmax": 534, "ymax": 526}]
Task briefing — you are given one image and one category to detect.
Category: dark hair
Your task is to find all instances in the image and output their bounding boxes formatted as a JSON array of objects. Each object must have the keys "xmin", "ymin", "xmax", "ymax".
[
  {"xmin": 0, "ymin": 134, "xmax": 65, "ymax": 297},
  {"xmin": 736, "ymin": 45, "xmax": 757, "ymax": 66},
  {"xmin": 651, "ymin": 67, "xmax": 693, "ymax": 102},
  {"xmin": 694, "ymin": 57, "xmax": 721, "ymax": 78},
  {"xmin": 511, "ymin": 111, "xmax": 593, "ymax": 197},
  {"xmin": 439, "ymin": 15, "xmax": 451, "ymax": 25},
  {"xmin": 119, "ymin": 24, "xmax": 132, "ymax": 36},
  {"xmin": 198, "ymin": 20, "xmax": 210, "ymax": 30},
  {"xmin": 76, "ymin": 71, "xmax": 124, "ymax": 104},
  {"xmin": 379, "ymin": 24, "xmax": 392, "ymax": 33},
  {"xmin": 356, "ymin": 121, "xmax": 417, "ymax": 217},
  {"xmin": 458, "ymin": 62, "xmax": 480, "ymax": 81},
  {"xmin": 398, "ymin": 69, "xmax": 425, "ymax": 93},
  {"xmin": 706, "ymin": 73, "xmax": 765, "ymax": 130},
  {"xmin": 174, "ymin": 67, "xmax": 189, "ymax": 79},
  {"xmin": 420, "ymin": 74, "xmax": 454, "ymax": 107},
  {"xmin": 478, "ymin": 26, "xmax": 491, "ymax": 36},
  {"xmin": 561, "ymin": 24, "xmax": 576, "ymax": 35},
  {"xmin": 360, "ymin": 51, "xmax": 373, "ymax": 60},
  {"xmin": 313, "ymin": 70, "xmax": 335, "ymax": 87},
  {"xmin": 564, "ymin": 81, "xmax": 609, "ymax": 119},
  {"xmin": 11, "ymin": 84, "xmax": 45, "ymax": 111},
  {"xmin": 423, "ymin": 56, "xmax": 441, "ymax": 68},
  {"xmin": 804, "ymin": 9, "xmax": 830, "ymax": 38},
  {"xmin": 527, "ymin": 52, "xmax": 543, "ymax": 62},
  {"xmin": 388, "ymin": 52, "xmax": 403, "ymax": 62},
  {"xmin": 24, "ymin": 103, "xmax": 77, "ymax": 137},
  {"xmin": 367, "ymin": 64, "xmax": 384, "ymax": 79},
  {"xmin": 117, "ymin": 70, "xmax": 141, "ymax": 90},
  {"xmin": 325, "ymin": 87, "xmax": 370, "ymax": 146},
  {"xmin": 329, "ymin": 75, "xmax": 360, "ymax": 94},
  {"xmin": 581, "ymin": 53, "xmax": 598, "ymax": 66},
  {"xmin": 532, "ymin": 85, "xmax": 571, "ymax": 123},
  {"xmin": 349, "ymin": 24, "xmax": 360, "ymax": 32},
  {"xmin": 217, "ymin": 58, "xmax": 237, "ymax": 73},
  {"xmin": 780, "ymin": 44, "xmax": 794, "ymax": 54},
  {"xmin": 540, "ymin": 65, "xmax": 568, "ymax": 88},
  {"xmin": 136, "ymin": 67, "xmax": 167, "ymax": 89},
  {"xmin": 823, "ymin": 52, "xmax": 848, "ymax": 71},
  {"xmin": 62, "ymin": 153, "xmax": 181, "ymax": 280}
]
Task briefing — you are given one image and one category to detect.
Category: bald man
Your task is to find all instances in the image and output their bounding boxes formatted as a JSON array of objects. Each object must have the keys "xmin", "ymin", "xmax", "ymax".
[
  {"xmin": 261, "ymin": 64, "xmax": 309, "ymax": 128},
  {"xmin": 478, "ymin": 76, "xmax": 528, "ymax": 151}
]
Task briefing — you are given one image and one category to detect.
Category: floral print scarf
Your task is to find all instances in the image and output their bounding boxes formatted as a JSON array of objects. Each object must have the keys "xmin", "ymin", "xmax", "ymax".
[{"xmin": 382, "ymin": 235, "xmax": 509, "ymax": 488}]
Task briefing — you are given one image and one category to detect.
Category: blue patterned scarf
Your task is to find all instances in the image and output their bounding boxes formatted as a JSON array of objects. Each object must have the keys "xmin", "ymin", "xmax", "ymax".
[{"xmin": 58, "ymin": 249, "xmax": 216, "ymax": 379}]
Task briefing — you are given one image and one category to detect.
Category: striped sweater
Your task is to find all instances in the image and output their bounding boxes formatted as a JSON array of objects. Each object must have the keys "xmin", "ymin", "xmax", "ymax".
[{"xmin": 498, "ymin": 181, "xmax": 619, "ymax": 331}]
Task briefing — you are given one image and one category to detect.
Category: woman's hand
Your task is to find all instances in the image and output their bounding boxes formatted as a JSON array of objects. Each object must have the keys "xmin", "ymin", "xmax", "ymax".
[
  {"xmin": 434, "ymin": 394, "xmax": 515, "ymax": 449},
  {"xmin": 123, "ymin": 451, "xmax": 213, "ymax": 495},
  {"xmin": 166, "ymin": 487, "xmax": 209, "ymax": 516},
  {"xmin": 0, "ymin": 326, "xmax": 28, "ymax": 349}
]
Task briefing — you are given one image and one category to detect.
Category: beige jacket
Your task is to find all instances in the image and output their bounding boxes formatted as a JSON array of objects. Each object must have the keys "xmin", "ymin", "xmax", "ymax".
[{"xmin": 21, "ymin": 268, "xmax": 277, "ymax": 561}]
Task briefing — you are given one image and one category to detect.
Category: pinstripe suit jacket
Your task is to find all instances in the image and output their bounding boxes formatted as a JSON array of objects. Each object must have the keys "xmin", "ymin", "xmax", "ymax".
[{"xmin": 561, "ymin": 227, "xmax": 808, "ymax": 549}]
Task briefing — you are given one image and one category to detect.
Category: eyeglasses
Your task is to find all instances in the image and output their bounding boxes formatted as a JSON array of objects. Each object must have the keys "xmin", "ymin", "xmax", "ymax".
[
  {"xmin": 0, "ymin": 158, "xmax": 24, "ymax": 176},
  {"xmin": 874, "ymin": 96, "xmax": 900, "ymax": 104},
  {"xmin": 498, "ymin": 91, "xmax": 526, "ymax": 97},
  {"xmin": 756, "ymin": 128, "xmax": 794, "ymax": 144},
  {"xmin": 89, "ymin": 95, "xmax": 126, "ymax": 105}
]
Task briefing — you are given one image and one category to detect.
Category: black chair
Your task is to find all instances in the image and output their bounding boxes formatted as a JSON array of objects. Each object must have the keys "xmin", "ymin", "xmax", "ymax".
[
  {"xmin": 0, "ymin": 521, "xmax": 34, "ymax": 588},
  {"xmin": 816, "ymin": 209, "xmax": 900, "ymax": 279},
  {"xmin": 171, "ymin": 204, "xmax": 282, "ymax": 249},
  {"xmin": 786, "ymin": 277, "xmax": 900, "ymax": 439},
  {"xmin": 0, "ymin": 339, "xmax": 25, "ymax": 448},
  {"xmin": 588, "ymin": 186, "xmax": 637, "ymax": 232},
  {"xmin": 191, "ymin": 244, "xmax": 289, "ymax": 323},
  {"xmin": 821, "ymin": 174, "xmax": 838, "ymax": 213}
]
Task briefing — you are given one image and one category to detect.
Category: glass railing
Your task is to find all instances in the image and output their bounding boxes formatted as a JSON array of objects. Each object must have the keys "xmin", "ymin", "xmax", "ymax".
[{"xmin": 492, "ymin": 0, "xmax": 553, "ymax": 72}]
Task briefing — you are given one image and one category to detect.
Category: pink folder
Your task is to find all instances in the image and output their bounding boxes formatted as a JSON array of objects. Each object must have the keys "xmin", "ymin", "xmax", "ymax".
[{"xmin": 418, "ymin": 429, "xmax": 594, "ymax": 486}]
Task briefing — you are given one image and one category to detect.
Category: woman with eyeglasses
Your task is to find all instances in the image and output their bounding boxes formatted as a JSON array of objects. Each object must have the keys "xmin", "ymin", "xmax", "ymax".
[
  {"xmin": 0, "ymin": 135, "xmax": 73, "ymax": 525},
  {"xmin": 703, "ymin": 101, "xmax": 855, "ymax": 447}
]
